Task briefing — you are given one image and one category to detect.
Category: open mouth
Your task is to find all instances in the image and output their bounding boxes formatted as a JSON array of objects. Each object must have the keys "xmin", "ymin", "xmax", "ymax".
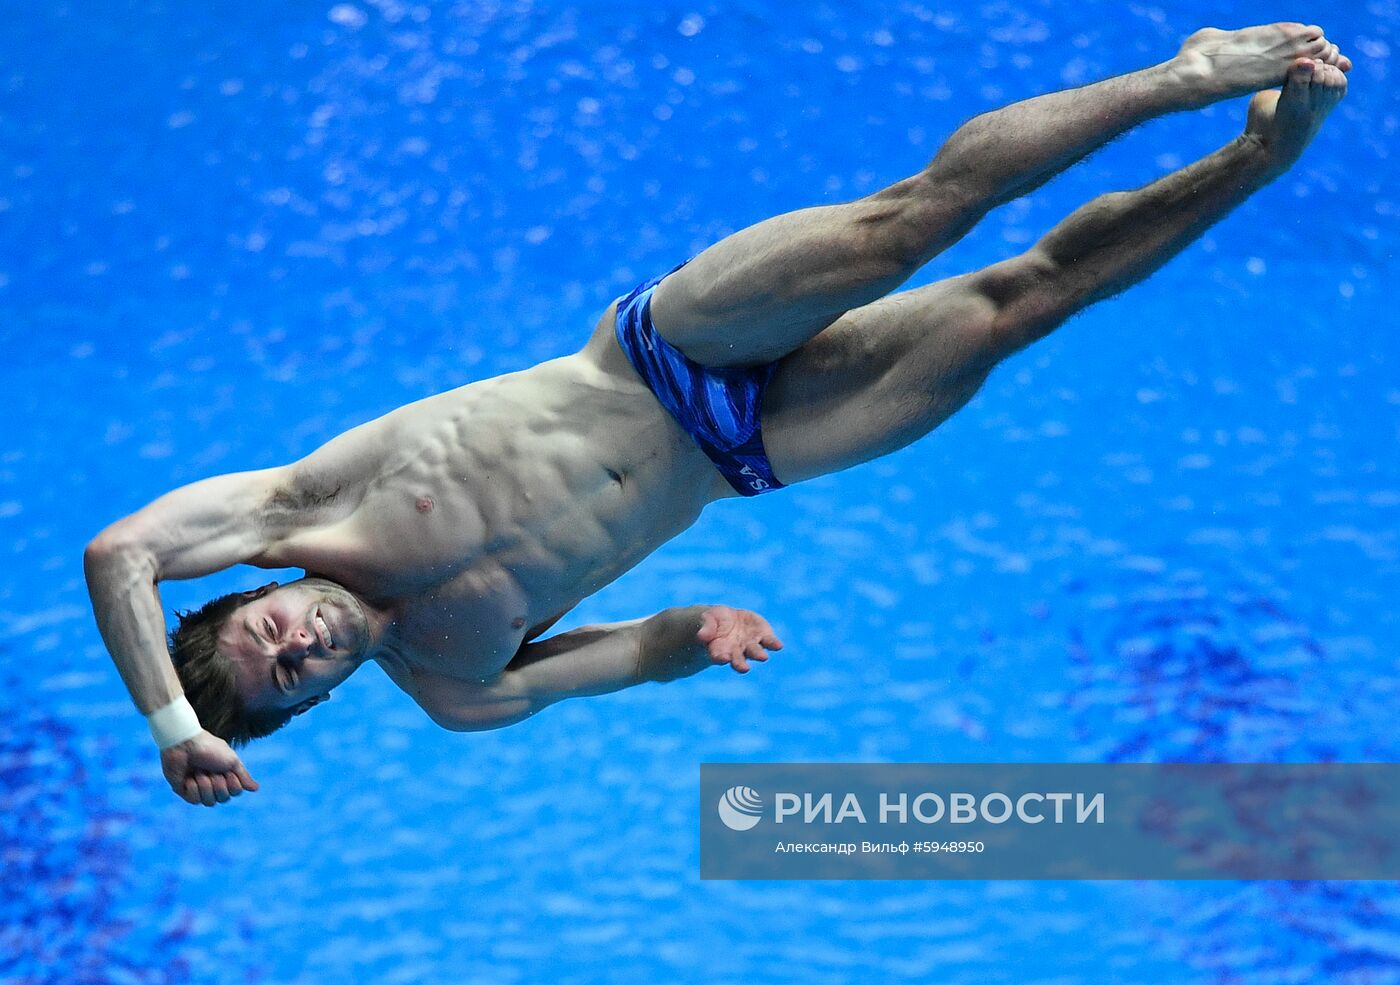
[{"xmin": 313, "ymin": 608, "xmax": 334, "ymax": 650}]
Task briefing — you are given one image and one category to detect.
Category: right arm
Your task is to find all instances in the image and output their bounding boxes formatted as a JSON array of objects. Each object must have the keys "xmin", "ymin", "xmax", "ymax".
[
  {"xmin": 84, "ymin": 468, "xmax": 297, "ymax": 804},
  {"xmin": 85, "ymin": 410, "xmax": 390, "ymax": 804},
  {"xmin": 84, "ymin": 468, "xmax": 291, "ymax": 717},
  {"xmin": 86, "ymin": 411, "xmax": 393, "ymax": 806}
]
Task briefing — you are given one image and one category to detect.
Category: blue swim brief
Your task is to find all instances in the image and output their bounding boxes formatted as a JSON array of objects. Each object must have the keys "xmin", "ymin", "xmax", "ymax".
[{"xmin": 614, "ymin": 260, "xmax": 786, "ymax": 496}]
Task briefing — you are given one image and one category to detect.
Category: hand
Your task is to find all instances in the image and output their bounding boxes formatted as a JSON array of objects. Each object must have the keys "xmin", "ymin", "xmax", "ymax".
[
  {"xmin": 696, "ymin": 605, "xmax": 783, "ymax": 673},
  {"xmin": 160, "ymin": 729, "xmax": 260, "ymax": 807}
]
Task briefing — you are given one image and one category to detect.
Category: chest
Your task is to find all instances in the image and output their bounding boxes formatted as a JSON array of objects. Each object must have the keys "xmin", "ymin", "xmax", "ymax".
[{"xmin": 382, "ymin": 565, "xmax": 534, "ymax": 679}]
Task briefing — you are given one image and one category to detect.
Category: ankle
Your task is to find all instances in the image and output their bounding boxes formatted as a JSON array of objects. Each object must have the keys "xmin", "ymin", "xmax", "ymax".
[
  {"xmin": 1158, "ymin": 56, "xmax": 1224, "ymax": 110},
  {"xmin": 1232, "ymin": 132, "xmax": 1291, "ymax": 182}
]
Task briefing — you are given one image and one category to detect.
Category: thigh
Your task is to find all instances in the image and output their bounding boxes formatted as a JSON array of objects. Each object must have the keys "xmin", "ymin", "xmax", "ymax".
[
  {"xmin": 649, "ymin": 177, "xmax": 976, "ymax": 369},
  {"xmin": 761, "ymin": 274, "xmax": 1002, "ymax": 485}
]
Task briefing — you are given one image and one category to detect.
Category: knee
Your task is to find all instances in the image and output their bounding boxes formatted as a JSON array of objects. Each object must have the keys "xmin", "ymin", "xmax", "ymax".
[
  {"xmin": 973, "ymin": 250, "xmax": 1073, "ymax": 357},
  {"xmin": 863, "ymin": 171, "xmax": 985, "ymax": 264},
  {"xmin": 918, "ymin": 148, "xmax": 1007, "ymax": 213}
]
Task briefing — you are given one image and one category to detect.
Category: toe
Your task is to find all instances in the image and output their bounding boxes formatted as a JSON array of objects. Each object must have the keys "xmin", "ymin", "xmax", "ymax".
[
  {"xmin": 1283, "ymin": 22, "xmax": 1322, "ymax": 42},
  {"xmin": 1316, "ymin": 63, "xmax": 1347, "ymax": 96},
  {"xmin": 1289, "ymin": 57, "xmax": 1315, "ymax": 86}
]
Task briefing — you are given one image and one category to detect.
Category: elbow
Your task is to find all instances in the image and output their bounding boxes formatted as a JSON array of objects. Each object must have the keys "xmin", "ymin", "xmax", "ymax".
[
  {"xmin": 429, "ymin": 702, "xmax": 538, "ymax": 734},
  {"xmin": 431, "ymin": 716, "xmax": 521, "ymax": 734},
  {"xmin": 85, "ymin": 517, "xmax": 142, "ymax": 563},
  {"xmin": 83, "ymin": 527, "xmax": 154, "ymax": 585},
  {"xmin": 83, "ymin": 532, "xmax": 123, "ymax": 578},
  {"xmin": 430, "ymin": 713, "xmax": 489, "ymax": 734},
  {"xmin": 84, "ymin": 531, "xmax": 119, "ymax": 565}
]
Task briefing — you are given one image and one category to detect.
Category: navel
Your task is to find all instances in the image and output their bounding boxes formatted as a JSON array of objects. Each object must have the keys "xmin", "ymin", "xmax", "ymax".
[{"xmin": 416, "ymin": 496, "xmax": 434, "ymax": 514}]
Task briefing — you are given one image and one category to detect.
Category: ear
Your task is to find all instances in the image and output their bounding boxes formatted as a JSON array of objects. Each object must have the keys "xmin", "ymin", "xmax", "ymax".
[
  {"xmin": 240, "ymin": 582, "xmax": 280, "ymax": 602},
  {"xmin": 291, "ymin": 693, "xmax": 330, "ymax": 717}
]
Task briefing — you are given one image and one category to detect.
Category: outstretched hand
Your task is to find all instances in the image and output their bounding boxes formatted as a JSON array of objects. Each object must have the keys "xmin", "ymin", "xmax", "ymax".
[
  {"xmin": 697, "ymin": 604, "xmax": 783, "ymax": 673},
  {"xmin": 160, "ymin": 730, "xmax": 259, "ymax": 807}
]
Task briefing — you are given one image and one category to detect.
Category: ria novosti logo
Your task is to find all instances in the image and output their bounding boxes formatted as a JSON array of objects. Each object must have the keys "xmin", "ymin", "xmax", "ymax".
[{"xmin": 717, "ymin": 786, "xmax": 764, "ymax": 831}]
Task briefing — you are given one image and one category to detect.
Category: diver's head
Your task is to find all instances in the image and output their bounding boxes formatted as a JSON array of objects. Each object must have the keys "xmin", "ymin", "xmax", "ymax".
[{"xmin": 169, "ymin": 577, "xmax": 374, "ymax": 747}]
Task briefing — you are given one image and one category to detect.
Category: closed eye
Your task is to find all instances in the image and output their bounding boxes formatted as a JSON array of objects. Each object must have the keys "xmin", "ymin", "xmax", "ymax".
[
  {"xmin": 274, "ymin": 661, "xmax": 297, "ymax": 695},
  {"xmin": 264, "ymin": 617, "xmax": 277, "ymax": 641}
]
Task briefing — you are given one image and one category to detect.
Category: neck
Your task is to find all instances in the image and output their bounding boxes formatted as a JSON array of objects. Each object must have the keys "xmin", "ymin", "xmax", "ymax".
[
  {"xmin": 302, "ymin": 571, "xmax": 398, "ymax": 663},
  {"xmin": 356, "ymin": 599, "xmax": 397, "ymax": 658}
]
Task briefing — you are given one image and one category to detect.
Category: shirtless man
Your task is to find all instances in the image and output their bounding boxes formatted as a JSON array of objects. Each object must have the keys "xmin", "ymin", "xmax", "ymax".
[{"xmin": 85, "ymin": 25, "xmax": 1350, "ymax": 806}]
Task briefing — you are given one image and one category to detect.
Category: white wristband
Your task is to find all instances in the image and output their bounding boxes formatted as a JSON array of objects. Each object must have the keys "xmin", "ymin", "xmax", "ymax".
[{"xmin": 146, "ymin": 695, "xmax": 202, "ymax": 750}]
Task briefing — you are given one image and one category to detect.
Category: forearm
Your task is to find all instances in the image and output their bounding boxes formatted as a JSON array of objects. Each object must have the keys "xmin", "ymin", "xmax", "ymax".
[
  {"xmin": 498, "ymin": 604, "xmax": 711, "ymax": 703},
  {"xmin": 500, "ymin": 605, "xmax": 710, "ymax": 705},
  {"xmin": 482, "ymin": 604, "xmax": 758, "ymax": 730},
  {"xmin": 637, "ymin": 605, "xmax": 712, "ymax": 683},
  {"xmin": 84, "ymin": 537, "xmax": 184, "ymax": 715}
]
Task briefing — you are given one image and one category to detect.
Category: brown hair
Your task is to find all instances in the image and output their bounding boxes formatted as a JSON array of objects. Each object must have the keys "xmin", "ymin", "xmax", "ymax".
[{"xmin": 168, "ymin": 588, "xmax": 295, "ymax": 748}]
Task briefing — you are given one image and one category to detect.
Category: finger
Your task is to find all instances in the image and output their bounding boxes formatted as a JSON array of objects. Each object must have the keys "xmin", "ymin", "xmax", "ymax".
[
  {"xmin": 731, "ymin": 649, "xmax": 750, "ymax": 673},
  {"xmin": 759, "ymin": 633, "xmax": 784, "ymax": 650},
  {"xmin": 224, "ymin": 773, "xmax": 244, "ymax": 796},
  {"xmin": 209, "ymin": 775, "xmax": 232, "ymax": 804},
  {"xmin": 181, "ymin": 778, "xmax": 201, "ymax": 805},
  {"xmin": 234, "ymin": 763, "xmax": 260, "ymax": 792},
  {"xmin": 743, "ymin": 642, "xmax": 768, "ymax": 662},
  {"xmin": 195, "ymin": 773, "xmax": 217, "ymax": 808}
]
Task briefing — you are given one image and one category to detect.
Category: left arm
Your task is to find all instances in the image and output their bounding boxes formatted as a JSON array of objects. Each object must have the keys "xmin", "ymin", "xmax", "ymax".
[{"xmin": 413, "ymin": 605, "xmax": 782, "ymax": 732}]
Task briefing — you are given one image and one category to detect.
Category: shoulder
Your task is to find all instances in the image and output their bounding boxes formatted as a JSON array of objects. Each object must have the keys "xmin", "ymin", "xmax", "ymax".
[{"xmin": 274, "ymin": 406, "xmax": 417, "ymax": 521}]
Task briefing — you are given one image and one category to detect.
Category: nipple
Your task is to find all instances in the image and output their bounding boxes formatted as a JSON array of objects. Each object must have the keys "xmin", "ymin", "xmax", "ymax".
[{"xmin": 511, "ymin": 616, "xmax": 526, "ymax": 630}]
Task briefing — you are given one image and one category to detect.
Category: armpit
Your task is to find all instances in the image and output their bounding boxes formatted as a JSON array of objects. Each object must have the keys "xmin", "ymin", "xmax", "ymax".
[{"xmin": 268, "ymin": 480, "xmax": 343, "ymax": 515}]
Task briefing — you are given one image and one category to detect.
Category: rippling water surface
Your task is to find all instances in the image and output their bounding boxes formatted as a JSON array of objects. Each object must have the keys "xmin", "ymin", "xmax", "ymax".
[{"xmin": 3, "ymin": 1, "xmax": 1397, "ymax": 982}]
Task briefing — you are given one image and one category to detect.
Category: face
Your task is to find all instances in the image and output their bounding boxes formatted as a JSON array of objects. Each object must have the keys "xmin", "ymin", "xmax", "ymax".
[{"xmin": 216, "ymin": 577, "xmax": 373, "ymax": 716}]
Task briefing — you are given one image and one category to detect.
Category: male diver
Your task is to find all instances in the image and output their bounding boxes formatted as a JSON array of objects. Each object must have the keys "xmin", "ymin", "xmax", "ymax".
[{"xmin": 85, "ymin": 25, "xmax": 1350, "ymax": 806}]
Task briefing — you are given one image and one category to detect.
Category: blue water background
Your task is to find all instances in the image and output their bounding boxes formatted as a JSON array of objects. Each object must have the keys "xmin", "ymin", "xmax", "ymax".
[{"xmin": 3, "ymin": 1, "xmax": 1397, "ymax": 981}]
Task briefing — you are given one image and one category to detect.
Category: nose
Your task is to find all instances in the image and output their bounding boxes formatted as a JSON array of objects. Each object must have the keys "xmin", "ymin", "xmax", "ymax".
[{"xmin": 280, "ymin": 625, "xmax": 315, "ymax": 659}]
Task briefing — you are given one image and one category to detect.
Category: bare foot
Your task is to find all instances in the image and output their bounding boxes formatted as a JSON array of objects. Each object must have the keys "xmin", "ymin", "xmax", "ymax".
[
  {"xmin": 1171, "ymin": 23, "xmax": 1352, "ymax": 106},
  {"xmin": 1245, "ymin": 58, "xmax": 1348, "ymax": 170}
]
